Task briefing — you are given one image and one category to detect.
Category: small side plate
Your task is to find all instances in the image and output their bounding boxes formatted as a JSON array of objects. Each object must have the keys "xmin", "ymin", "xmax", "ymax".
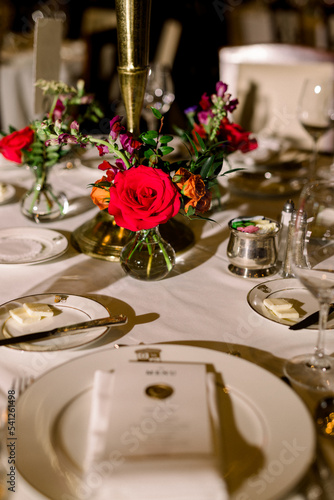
[{"xmin": 247, "ymin": 277, "xmax": 334, "ymax": 329}]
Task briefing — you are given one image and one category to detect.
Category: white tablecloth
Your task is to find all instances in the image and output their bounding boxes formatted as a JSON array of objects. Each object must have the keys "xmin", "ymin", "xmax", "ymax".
[{"xmin": 0, "ymin": 156, "xmax": 333, "ymax": 500}]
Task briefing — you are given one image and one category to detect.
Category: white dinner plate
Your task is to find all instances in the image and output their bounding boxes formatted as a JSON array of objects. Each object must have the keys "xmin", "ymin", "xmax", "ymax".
[
  {"xmin": 0, "ymin": 293, "xmax": 112, "ymax": 351},
  {"xmin": 0, "ymin": 183, "xmax": 15, "ymax": 204},
  {"xmin": 0, "ymin": 227, "xmax": 68, "ymax": 264},
  {"xmin": 247, "ymin": 277, "xmax": 334, "ymax": 329},
  {"xmin": 16, "ymin": 344, "xmax": 315, "ymax": 500}
]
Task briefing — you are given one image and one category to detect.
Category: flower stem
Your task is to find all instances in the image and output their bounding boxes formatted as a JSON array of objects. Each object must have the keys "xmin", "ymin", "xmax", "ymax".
[
  {"xmin": 153, "ymin": 233, "xmax": 172, "ymax": 272},
  {"xmin": 89, "ymin": 137, "xmax": 131, "ymax": 169}
]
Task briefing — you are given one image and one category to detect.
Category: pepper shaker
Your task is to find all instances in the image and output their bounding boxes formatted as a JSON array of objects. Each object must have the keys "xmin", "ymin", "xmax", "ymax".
[{"xmin": 280, "ymin": 210, "xmax": 307, "ymax": 278}]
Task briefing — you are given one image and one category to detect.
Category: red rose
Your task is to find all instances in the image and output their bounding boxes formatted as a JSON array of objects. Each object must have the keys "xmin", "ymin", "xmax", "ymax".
[
  {"xmin": 218, "ymin": 118, "xmax": 258, "ymax": 154},
  {"xmin": 108, "ymin": 165, "xmax": 181, "ymax": 231},
  {"xmin": 0, "ymin": 126, "xmax": 34, "ymax": 163}
]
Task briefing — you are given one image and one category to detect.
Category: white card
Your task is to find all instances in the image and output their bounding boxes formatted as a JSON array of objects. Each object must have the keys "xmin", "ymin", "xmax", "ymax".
[
  {"xmin": 104, "ymin": 362, "xmax": 214, "ymax": 458},
  {"xmin": 33, "ymin": 18, "xmax": 63, "ymax": 115}
]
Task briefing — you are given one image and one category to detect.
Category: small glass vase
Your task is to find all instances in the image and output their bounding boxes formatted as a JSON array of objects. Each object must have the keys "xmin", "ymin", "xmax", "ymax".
[
  {"xmin": 120, "ymin": 225, "xmax": 175, "ymax": 281},
  {"xmin": 21, "ymin": 165, "xmax": 69, "ymax": 223}
]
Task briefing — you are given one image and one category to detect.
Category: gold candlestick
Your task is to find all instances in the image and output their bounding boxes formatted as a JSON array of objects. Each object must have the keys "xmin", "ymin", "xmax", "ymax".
[{"xmin": 116, "ymin": 0, "xmax": 151, "ymax": 135}]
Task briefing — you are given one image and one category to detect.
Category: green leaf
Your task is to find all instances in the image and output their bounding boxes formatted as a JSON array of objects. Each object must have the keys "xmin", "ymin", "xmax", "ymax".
[
  {"xmin": 140, "ymin": 130, "xmax": 158, "ymax": 140},
  {"xmin": 159, "ymin": 135, "xmax": 173, "ymax": 144},
  {"xmin": 185, "ymin": 133, "xmax": 199, "ymax": 160},
  {"xmin": 186, "ymin": 205, "xmax": 196, "ymax": 217},
  {"xmin": 46, "ymin": 152, "xmax": 60, "ymax": 160},
  {"xmin": 144, "ymin": 148, "xmax": 155, "ymax": 158},
  {"xmin": 151, "ymin": 107, "xmax": 162, "ymax": 119},
  {"xmin": 140, "ymin": 136, "xmax": 156, "ymax": 147},
  {"xmin": 195, "ymin": 132, "xmax": 206, "ymax": 152},
  {"xmin": 159, "ymin": 146, "xmax": 174, "ymax": 156},
  {"xmin": 199, "ymin": 156, "xmax": 214, "ymax": 179}
]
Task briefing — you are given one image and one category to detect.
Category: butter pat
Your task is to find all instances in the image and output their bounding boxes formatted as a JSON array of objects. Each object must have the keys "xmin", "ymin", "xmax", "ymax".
[
  {"xmin": 9, "ymin": 302, "xmax": 54, "ymax": 325},
  {"xmin": 273, "ymin": 308, "xmax": 299, "ymax": 320},
  {"xmin": 9, "ymin": 307, "xmax": 42, "ymax": 325},
  {"xmin": 263, "ymin": 298, "xmax": 299, "ymax": 321},
  {"xmin": 23, "ymin": 303, "xmax": 54, "ymax": 318},
  {"xmin": 263, "ymin": 298, "xmax": 293, "ymax": 312}
]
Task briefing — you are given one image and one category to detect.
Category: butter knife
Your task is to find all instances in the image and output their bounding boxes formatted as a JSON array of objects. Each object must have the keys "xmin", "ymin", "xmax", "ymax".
[
  {"xmin": 289, "ymin": 306, "xmax": 334, "ymax": 330},
  {"xmin": 0, "ymin": 314, "xmax": 127, "ymax": 346}
]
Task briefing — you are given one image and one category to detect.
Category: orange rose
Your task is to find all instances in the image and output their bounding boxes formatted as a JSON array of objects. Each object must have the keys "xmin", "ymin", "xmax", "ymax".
[
  {"xmin": 174, "ymin": 167, "xmax": 192, "ymax": 190},
  {"xmin": 90, "ymin": 177, "xmax": 110, "ymax": 210},
  {"xmin": 185, "ymin": 189, "xmax": 212, "ymax": 214},
  {"xmin": 183, "ymin": 174, "xmax": 206, "ymax": 201}
]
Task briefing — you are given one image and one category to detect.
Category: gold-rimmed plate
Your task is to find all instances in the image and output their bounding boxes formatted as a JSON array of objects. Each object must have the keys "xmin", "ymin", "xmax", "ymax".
[{"xmin": 247, "ymin": 277, "xmax": 334, "ymax": 329}]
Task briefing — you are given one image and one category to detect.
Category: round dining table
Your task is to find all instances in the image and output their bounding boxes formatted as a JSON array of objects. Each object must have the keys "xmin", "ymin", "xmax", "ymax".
[{"xmin": 0, "ymin": 149, "xmax": 333, "ymax": 500}]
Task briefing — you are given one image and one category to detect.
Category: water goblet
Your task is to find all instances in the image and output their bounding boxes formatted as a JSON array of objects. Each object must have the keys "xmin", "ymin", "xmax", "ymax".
[
  {"xmin": 297, "ymin": 79, "xmax": 334, "ymax": 181},
  {"xmin": 284, "ymin": 180, "xmax": 334, "ymax": 390},
  {"xmin": 142, "ymin": 63, "xmax": 175, "ymax": 130}
]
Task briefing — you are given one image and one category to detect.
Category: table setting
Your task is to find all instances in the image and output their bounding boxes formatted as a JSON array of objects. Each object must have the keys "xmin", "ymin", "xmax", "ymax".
[{"xmin": 1, "ymin": 4, "xmax": 334, "ymax": 500}]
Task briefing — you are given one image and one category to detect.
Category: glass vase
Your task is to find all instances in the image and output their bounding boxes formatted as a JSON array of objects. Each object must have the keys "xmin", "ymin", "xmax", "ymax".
[
  {"xmin": 20, "ymin": 165, "xmax": 69, "ymax": 223},
  {"xmin": 120, "ymin": 225, "xmax": 175, "ymax": 281}
]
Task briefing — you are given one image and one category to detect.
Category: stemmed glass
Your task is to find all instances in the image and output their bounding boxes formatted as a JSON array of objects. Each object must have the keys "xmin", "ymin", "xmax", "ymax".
[
  {"xmin": 284, "ymin": 180, "xmax": 334, "ymax": 390},
  {"xmin": 142, "ymin": 63, "xmax": 175, "ymax": 130},
  {"xmin": 297, "ymin": 79, "xmax": 334, "ymax": 181}
]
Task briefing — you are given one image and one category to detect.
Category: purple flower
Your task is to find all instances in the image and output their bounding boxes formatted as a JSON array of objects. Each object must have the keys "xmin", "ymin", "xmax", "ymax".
[
  {"xmin": 216, "ymin": 82, "xmax": 228, "ymax": 98},
  {"xmin": 58, "ymin": 133, "xmax": 78, "ymax": 144},
  {"xmin": 120, "ymin": 132, "xmax": 142, "ymax": 155},
  {"xmin": 109, "ymin": 115, "xmax": 125, "ymax": 141},
  {"xmin": 198, "ymin": 110, "xmax": 211, "ymax": 125},
  {"xmin": 96, "ymin": 144, "xmax": 110, "ymax": 156},
  {"xmin": 184, "ymin": 105, "xmax": 197, "ymax": 115},
  {"xmin": 52, "ymin": 99, "xmax": 65, "ymax": 121},
  {"xmin": 70, "ymin": 120, "xmax": 79, "ymax": 131},
  {"xmin": 226, "ymin": 98, "xmax": 239, "ymax": 112}
]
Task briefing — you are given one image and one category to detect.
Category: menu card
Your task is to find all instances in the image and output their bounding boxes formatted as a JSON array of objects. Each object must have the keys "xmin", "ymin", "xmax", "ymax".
[
  {"xmin": 103, "ymin": 361, "xmax": 214, "ymax": 458},
  {"xmin": 84, "ymin": 361, "xmax": 228, "ymax": 500}
]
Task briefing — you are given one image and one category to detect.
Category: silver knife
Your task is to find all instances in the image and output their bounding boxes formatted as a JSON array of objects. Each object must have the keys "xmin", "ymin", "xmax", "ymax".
[
  {"xmin": 0, "ymin": 314, "xmax": 127, "ymax": 346},
  {"xmin": 289, "ymin": 306, "xmax": 334, "ymax": 330}
]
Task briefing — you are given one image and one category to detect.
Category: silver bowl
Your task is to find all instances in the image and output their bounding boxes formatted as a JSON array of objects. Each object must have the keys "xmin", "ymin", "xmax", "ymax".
[{"xmin": 227, "ymin": 216, "xmax": 280, "ymax": 278}]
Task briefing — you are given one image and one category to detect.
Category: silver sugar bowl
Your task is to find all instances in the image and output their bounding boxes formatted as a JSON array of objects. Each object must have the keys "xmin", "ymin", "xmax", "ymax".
[{"xmin": 227, "ymin": 216, "xmax": 281, "ymax": 278}]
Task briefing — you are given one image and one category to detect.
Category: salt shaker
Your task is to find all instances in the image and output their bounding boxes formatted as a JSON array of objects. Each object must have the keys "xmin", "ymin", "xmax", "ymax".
[
  {"xmin": 280, "ymin": 210, "xmax": 307, "ymax": 278},
  {"xmin": 277, "ymin": 199, "xmax": 295, "ymax": 270}
]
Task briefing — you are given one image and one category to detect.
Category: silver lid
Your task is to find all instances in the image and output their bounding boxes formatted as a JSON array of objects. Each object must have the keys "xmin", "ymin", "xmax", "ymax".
[{"xmin": 283, "ymin": 199, "xmax": 295, "ymax": 213}]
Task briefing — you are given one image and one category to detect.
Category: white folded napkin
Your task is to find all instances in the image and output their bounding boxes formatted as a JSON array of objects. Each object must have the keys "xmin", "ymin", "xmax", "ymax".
[{"xmin": 84, "ymin": 366, "xmax": 229, "ymax": 500}]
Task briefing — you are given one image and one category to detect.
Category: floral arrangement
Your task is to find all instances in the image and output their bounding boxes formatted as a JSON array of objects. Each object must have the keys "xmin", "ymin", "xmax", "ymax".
[
  {"xmin": 177, "ymin": 81, "xmax": 258, "ymax": 157},
  {"xmin": 0, "ymin": 79, "xmax": 103, "ymax": 169},
  {"xmin": 41, "ymin": 106, "xmax": 243, "ymax": 232},
  {"xmin": 40, "ymin": 82, "xmax": 257, "ymax": 233}
]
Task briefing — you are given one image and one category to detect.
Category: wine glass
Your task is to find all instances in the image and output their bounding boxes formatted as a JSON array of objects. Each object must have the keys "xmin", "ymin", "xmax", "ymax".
[
  {"xmin": 284, "ymin": 180, "xmax": 334, "ymax": 390},
  {"xmin": 142, "ymin": 63, "xmax": 175, "ymax": 130},
  {"xmin": 297, "ymin": 79, "xmax": 334, "ymax": 181}
]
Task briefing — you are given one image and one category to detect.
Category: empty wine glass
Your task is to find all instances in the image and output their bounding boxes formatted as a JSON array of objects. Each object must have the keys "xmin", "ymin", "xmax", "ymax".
[
  {"xmin": 297, "ymin": 79, "xmax": 334, "ymax": 181},
  {"xmin": 284, "ymin": 180, "xmax": 334, "ymax": 390},
  {"xmin": 142, "ymin": 63, "xmax": 175, "ymax": 130}
]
